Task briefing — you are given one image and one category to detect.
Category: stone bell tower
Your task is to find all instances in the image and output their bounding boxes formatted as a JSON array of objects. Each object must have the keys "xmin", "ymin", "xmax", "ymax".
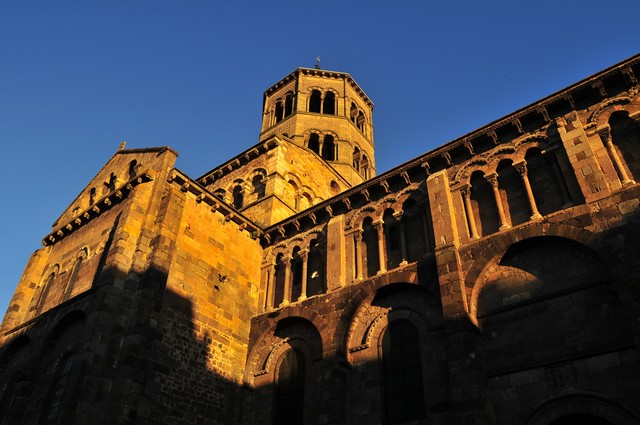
[
  {"xmin": 259, "ymin": 67, "xmax": 376, "ymax": 186},
  {"xmin": 198, "ymin": 67, "xmax": 376, "ymax": 227}
]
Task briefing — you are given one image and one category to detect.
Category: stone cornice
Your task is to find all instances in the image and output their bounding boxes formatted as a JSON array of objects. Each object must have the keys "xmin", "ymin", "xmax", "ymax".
[
  {"xmin": 259, "ymin": 54, "xmax": 640, "ymax": 246},
  {"xmin": 168, "ymin": 169, "xmax": 262, "ymax": 237},
  {"xmin": 43, "ymin": 170, "xmax": 157, "ymax": 247},
  {"xmin": 196, "ymin": 138, "xmax": 279, "ymax": 185},
  {"xmin": 264, "ymin": 67, "xmax": 374, "ymax": 108}
]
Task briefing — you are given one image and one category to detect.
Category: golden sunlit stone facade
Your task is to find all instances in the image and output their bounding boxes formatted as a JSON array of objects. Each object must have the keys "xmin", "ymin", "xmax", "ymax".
[{"xmin": 2, "ymin": 57, "xmax": 640, "ymax": 425}]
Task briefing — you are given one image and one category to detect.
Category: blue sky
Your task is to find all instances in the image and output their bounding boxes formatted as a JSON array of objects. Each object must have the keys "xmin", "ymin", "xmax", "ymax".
[{"xmin": 1, "ymin": 1, "xmax": 639, "ymax": 314}]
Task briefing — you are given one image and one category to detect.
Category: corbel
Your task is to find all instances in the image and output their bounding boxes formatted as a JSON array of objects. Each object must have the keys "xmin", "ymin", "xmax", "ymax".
[
  {"xmin": 513, "ymin": 118, "xmax": 524, "ymax": 134},
  {"xmin": 565, "ymin": 94, "xmax": 576, "ymax": 110},
  {"xmin": 380, "ymin": 179, "xmax": 390, "ymax": 194},
  {"xmin": 325, "ymin": 205, "xmax": 333, "ymax": 218},
  {"xmin": 463, "ymin": 139, "xmax": 475, "ymax": 156},
  {"xmin": 539, "ymin": 106, "xmax": 551, "ymax": 123},
  {"xmin": 309, "ymin": 212, "xmax": 317, "ymax": 225},
  {"xmin": 441, "ymin": 151, "xmax": 452, "ymax": 166},
  {"xmin": 343, "ymin": 198, "xmax": 352, "ymax": 210},
  {"xmin": 361, "ymin": 188, "xmax": 370, "ymax": 202},
  {"xmin": 400, "ymin": 171, "xmax": 411, "ymax": 185},
  {"xmin": 592, "ymin": 80, "xmax": 607, "ymax": 98},
  {"xmin": 488, "ymin": 131, "xmax": 499, "ymax": 145},
  {"xmin": 420, "ymin": 161, "xmax": 430, "ymax": 176}
]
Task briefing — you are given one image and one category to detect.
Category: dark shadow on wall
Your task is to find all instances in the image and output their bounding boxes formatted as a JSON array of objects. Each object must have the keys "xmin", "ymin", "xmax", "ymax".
[{"xmin": 0, "ymin": 262, "xmax": 252, "ymax": 425}]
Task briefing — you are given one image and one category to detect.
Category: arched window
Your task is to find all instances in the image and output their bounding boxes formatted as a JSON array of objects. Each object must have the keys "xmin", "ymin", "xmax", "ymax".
[
  {"xmin": 252, "ymin": 175, "xmax": 266, "ymax": 200},
  {"xmin": 284, "ymin": 93, "xmax": 294, "ymax": 117},
  {"xmin": 384, "ymin": 210, "xmax": 402, "ymax": 269},
  {"xmin": 323, "ymin": 92, "xmax": 335, "ymax": 115},
  {"xmin": 106, "ymin": 172, "xmax": 117, "ymax": 192},
  {"xmin": 128, "ymin": 160, "xmax": 138, "ymax": 179},
  {"xmin": 470, "ymin": 171, "xmax": 499, "ymax": 237},
  {"xmin": 273, "ymin": 254, "xmax": 286, "ymax": 307},
  {"xmin": 362, "ymin": 217, "xmax": 379, "ymax": 278},
  {"xmin": 361, "ymin": 155, "xmax": 370, "ymax": 179},
  {"xmin": 275, "ymin": 101, "xmax": 284, "ymax": 123},
  {"xmin": 290, "ymin": 247, "xmax": 303, "ymax": 301},
  {"xmin": 381, "ymin": 320, "xmax": 425, "ymax": 424},
  {"xmin": 350, "ymin": 102, "xmax": 358, "ymax": 123},
  {"xmin": 232, "ymin": 185, "xmax": 244, "ymax": 210},
  {"xmin": 497, "ymin": 160, "xmax": 527, "ymax": 226},
  {"xmin": 63, "ymin": 249, "xmax": 87, "ymax": 302},
  {"xmin": 274, "ymin": 349, "xmax": 305, "ymax": 425},
  {"xmin": 330, "ymin": 180, "xmax": 340, "ymax": 195},
  {"xmin": 42, "ymin": 352, "xmax": 75, "ymax": 425},
  {"xmin": 352, "ymin": 147, "xmax": 361, "ymax": 169},
  {"xmin": 309, "ymin": 90, "xmax": 321, "ymax": 113},
  {"xmin": 0, "ymin": 374, "xmax": 33, "ymax": 425},
  {"xmin": 35, "ymin": 271, "xmax": 56, "ymax": 316},
  {"xmin": 308, "ymin": 133, "xmax": 320, "ymax": 155},
  {"xmin": 321, "ymin": 135, "xmax": 335, "ymax": 161},
  {"xmin": 610, "ymin": 111, "xmax": 640, "ymax": 182},
  {"xmin": 357, "ymin": 111, "xmax": 365, "ymax": 132},
  {"xmin": 286, "ymin": 180, "xmax": 299, "ymax": 210}
]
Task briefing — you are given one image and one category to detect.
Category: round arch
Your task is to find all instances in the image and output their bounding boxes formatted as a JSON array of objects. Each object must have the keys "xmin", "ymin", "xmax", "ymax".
[
  {"xmin": 465, "ymin": 223, "xmax": 618, "ymax": 323},
  {"xmin": 526, "ymin": 394, "xmax": 640, "ymax": 425}
]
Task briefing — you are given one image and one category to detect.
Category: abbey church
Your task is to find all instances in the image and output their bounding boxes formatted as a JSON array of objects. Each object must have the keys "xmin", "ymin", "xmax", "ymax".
[{"xmin": 1, "ymin": 54, "xmax": 640, "ymax": 425}]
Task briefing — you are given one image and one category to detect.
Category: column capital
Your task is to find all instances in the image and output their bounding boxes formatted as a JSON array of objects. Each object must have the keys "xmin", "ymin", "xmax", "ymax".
[
  {"xmin": 485, "ymin": 173, "xmax": 499, "ymax": 188},
  {"xmin": 597, "ymin": 125, "xmax": 612, "ymax": 144},
  {"xmin": 353, "ymin": 230, "xmax": 363, "ymax": 241},
  {"xmin": 459, "ymin": 184, "xmax": 472, "ymax": 199},
  {"xmin": 514, "ymin": 161, "xmax": 528, "ymax": 177}
]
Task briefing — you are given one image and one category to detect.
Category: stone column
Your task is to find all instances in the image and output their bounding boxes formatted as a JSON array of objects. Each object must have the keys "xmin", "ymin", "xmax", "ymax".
[
  {"xmin": 599, "ymin": 126, "xmax": 635, "ymax": 186},
  {"xmin": 281, "ymin": 257, "xmax": 292, "ymax": 306},
  {"xmin": 485, "ymin": 173, "xmax": 510, "ymax": 230},
  {"xmin": 394, "ymin": 211, "xmax": 409, "ymax": 265},
  {"xmin": 298, "ymin": 249, "xmax": 309, "ymax": 301},
  {"xmin": 460, "ymin": 185, "xmax": 479, "ymax": 239},
  {"xmin": 514, "ymin": 161, "xmax": 542, "ymax": 220},
  {"xmin": 265, "ymin": 266, "xmax": 275, "ymax": 310},
  {"xmin": 354, "ymin": 231, "xmax": 363, "ymax": 280},
  {"xmin": 374, "ymin": 221, "xmax": 387, "ymax": 273}
]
